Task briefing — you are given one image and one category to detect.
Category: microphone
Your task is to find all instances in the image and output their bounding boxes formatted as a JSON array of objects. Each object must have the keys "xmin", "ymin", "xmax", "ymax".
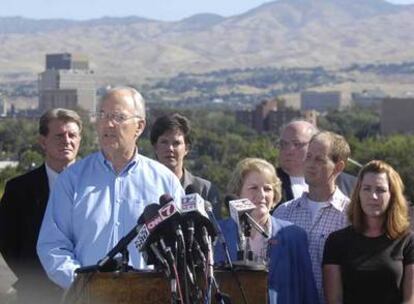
[
  {"xmin": 184, "ymin": 185, "xmax": 219, "ymax": 237},
  {"xmin": 135, "ymin": 204, "xmax": 162, "ymax": 266},
  {"xmin": 158, "ymin": 194, "xmax": 185, "ymax": 246},
  {"xmin": 204, "ymin": 200, "xmax": 226, "ymax": 240},
  {"xmin": 185, "ymin": 185, "xmax": 235, "ymax": 272},
  {"xmin": 185, "ymin": 186, "xmax": 237, "ymax": 303},
  {"xmin": 159, "ymin": 193, "xmax": 174, "ymax": 206},
  {"xmin": 181, "ymin": 192, "xmax": 216, "ymax": 238},
  {"xmin": 137, "ymin": 195, "xmax": 182, "ymax": 253},
  {"xmin": 150, "ymin": 242, "xmax": 171, "ymax": 277},
  {"xmin": 135, "ymin": 196, "xmax": 184, "ymax": 282},
  {"xmin": 225, "ymin": 195, "xmax": 269, "ymax": 239}
]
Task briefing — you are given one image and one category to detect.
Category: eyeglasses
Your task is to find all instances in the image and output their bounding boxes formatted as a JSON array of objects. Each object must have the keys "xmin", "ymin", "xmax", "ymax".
[
  {"xmin": 93, "ymin": 112, "xmax": 142, "ymax": 124},
  {"xmin": 278, "ymin": 140, "xmax": 309, "ymax": 150}
]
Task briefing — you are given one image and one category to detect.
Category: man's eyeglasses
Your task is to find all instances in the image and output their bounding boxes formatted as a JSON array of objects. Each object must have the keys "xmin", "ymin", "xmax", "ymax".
[
  {"xmin": 278, "ymin": 140, "xmax": 309, "ymax": 150},
  {"xmin": 93, "ymin": 112, "xmax": 142, "ymax": 124}
]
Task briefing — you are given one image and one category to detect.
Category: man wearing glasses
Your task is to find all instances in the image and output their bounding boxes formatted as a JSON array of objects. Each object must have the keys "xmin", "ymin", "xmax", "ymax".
[
  {"xmin": 37, "ymin": 87, "xmax": 184, "ymax": 289},
  {"xmin": 273, "ymin": 131, "xmax": 351, "ymax": 304},
  {"xmin": 0, "ymin": 108, "xmax": 82, "ymax": 304},
  {"xmin": 274, "ymin": 120, "xmax": 355, "ymax": 208}
]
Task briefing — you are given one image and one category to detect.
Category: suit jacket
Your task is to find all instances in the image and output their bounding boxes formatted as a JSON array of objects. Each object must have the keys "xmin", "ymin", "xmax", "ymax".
[
  {"xmin": 276, "ymin": 167, "xmax": 356, "ymax": 205},
  {"xmin": 181, "ymin": 168, "xmax": 222, "ymax": 218},
  {"xmin": 0, "ymin": 164, "xmax": 62, "ymax": 302}
]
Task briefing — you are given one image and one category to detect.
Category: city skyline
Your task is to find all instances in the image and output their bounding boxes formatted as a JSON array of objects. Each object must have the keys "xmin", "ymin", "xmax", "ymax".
[{"xmin": 2, "ymin": 0, "xmax": 414, "ymax": 21}]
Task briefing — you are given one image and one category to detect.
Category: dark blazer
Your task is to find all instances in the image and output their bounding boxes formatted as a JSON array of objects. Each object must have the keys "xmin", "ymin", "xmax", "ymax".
[
  {"xmin": 276, "ymin": 167, "xmax": 356, "ymax": 204},
  {"xmin": 181, "ymin": 168, "xmax": 221, "ymax": 218},
  {"xmin": 0, "ymin": 164, "xmax": 62, "ymax": 303}
]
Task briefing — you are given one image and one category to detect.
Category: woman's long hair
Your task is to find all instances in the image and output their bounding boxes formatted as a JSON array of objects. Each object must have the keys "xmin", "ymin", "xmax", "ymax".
[{"xmin": 348, "ymin": 160, "xmax": 410, "ymax": 239}]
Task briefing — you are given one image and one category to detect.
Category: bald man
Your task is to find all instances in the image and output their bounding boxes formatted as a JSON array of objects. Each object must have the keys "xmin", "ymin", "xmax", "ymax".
[
  {"xmin": 275, "ymin": 120, "xmax": 356, "ymax": 206},
  {"xmin": 37, "ymin": 87, "xmax": 184, "ymax": 289}
]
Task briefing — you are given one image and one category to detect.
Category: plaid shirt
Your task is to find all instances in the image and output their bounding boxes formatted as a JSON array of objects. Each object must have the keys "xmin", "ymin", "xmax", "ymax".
[{"xmin": 273, "ymin": 188, "xmax": 349, "ymax": 304}]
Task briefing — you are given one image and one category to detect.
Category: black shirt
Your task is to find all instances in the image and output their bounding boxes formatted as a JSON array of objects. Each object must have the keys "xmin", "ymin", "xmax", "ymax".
[{"xmin": 323, "ymin": 226, "xmax": 414, "ymax": 304}]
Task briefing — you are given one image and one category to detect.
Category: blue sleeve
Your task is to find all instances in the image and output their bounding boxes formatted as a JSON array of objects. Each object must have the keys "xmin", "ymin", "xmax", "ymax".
[
  {"xmin": 37, "ymin": 172, "xmax": 81, "ymax": 289},
  {"xmin": 207, "ymin": 183, "xmax": 222, "ymax": 219},
  {"xmin": 268, "ymin": 222, "xmax": 319, "ymax": 304},
  {"xmin": 292, "ymin": 227, "xmax": 319, "ymax": 304},
  {"xmin": 213, "ymin": 219, "xmax": 238, "ymax": 265}
]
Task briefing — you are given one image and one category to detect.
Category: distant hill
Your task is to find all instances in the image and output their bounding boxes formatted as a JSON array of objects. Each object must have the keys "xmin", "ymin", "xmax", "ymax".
[{"xmin": 1, "ymin": 0, "xmax": 414, "ymax": 84}]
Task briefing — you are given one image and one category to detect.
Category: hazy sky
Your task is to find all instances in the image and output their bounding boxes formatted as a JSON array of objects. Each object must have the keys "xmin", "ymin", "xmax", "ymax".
[{"xmin": 1, "ymin": 0, "xmax": 414, "ymax": 21}]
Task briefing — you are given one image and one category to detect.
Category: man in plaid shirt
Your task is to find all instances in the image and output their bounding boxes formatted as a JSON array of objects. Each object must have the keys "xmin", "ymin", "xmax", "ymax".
[{"xmin": 273, "ymin": 131, "xmax": 351, "ymax": 304}]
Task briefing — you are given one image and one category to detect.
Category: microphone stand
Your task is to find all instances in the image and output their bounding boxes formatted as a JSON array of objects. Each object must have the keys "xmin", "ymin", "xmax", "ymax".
[
  {"xmin": 202, "ymin": 226, "xmax": 213, "ymax": 304},
  {"xmin": 160, "ymin": 239, "xmax": 180, "ymax": 304},
  {"xmin": 186, "ymin": 224, "xmax": 203, "ymax": 303},
  {"xmin": 242, "ymin": 219, "xmax": 253, "ymax": 262},
  {"xmin": 236, "ymin": 218, "xmax": 252, "ymax": 262},
  {"xmin": 176, "ymin": 225, "xmax": 190, "ymax": 304},
  {"xmin": 204, "ymin": 229, "xmax": 233, "ymax": 304}
]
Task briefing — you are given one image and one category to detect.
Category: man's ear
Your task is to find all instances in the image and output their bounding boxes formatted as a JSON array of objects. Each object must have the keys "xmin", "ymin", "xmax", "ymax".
[
  {"xmin": 334, "ymin": 160, "xmax": 345, "ymax": 175},
  {"xmin": 136, "ymin": 119, "xmax": 146, "ymax": 138},
  {"xmin": 38, "ymin": 135, "xmax": 46, "ymax": 151}
]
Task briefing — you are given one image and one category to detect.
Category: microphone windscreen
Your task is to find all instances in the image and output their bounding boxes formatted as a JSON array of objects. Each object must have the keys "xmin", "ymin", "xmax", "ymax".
[
  {"xmin": 159, "ymin": 194, "xmax": 174, "ymax": 206},
  {"xmin": 185, "ymin": 184, "xmax": 199, "ymax": 195},
  {"xmin": 137, "ymin": 204, "xmax": 161, "ymax": 224}
]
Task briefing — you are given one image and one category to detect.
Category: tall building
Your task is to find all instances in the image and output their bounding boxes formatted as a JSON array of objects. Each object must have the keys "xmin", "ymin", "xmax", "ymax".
[
  {"xmin": 381, "ymin": 97, "xmax": 414, "ymax": 135},
  {"xmin": 301, "ymin": 91, "xmax": 342, "ymax": 112},
  {"xmin": 38, "ymin": 53, "xmax": 96, "ymax": 112},
  {"xmin": 235, "ymin": 98, "xmax": 315, "ymax": 133},
  {"xmin": 253, "ymin": 99, "xmax": 278, "ymax": 132},
  {"xmin": 352, "ymin": 89, "xmax": 387, "ymax": 108}
]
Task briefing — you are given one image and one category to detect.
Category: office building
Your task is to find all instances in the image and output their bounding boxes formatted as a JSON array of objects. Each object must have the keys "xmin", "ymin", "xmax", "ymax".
[{"xmin": 38, "ymin": 53, "xmax": 96, "ymax": 112}]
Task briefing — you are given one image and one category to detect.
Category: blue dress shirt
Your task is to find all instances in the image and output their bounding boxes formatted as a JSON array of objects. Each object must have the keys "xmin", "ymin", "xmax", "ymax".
[
  {"xmin": 214, "ymin": 217, "xmax": 319, "ymax": 304},
  {"xmin": 37, "ymin": 151, "xmax": 184, "ymax": 288}
]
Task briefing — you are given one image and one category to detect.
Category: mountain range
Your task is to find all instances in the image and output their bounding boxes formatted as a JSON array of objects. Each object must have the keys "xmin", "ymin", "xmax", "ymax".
[{"xmin": 1, "ymin": 0, "xmax": 414, "ymax": 85}]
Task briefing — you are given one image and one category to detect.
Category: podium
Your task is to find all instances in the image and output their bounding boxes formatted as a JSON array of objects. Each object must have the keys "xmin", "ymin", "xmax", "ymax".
[{"xmin": 63, "ymin": 269, "xmax": 268, "ymax": 304}]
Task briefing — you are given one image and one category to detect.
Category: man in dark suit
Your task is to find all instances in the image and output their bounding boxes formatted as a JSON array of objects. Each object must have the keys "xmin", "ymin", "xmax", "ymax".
[
  {"xmin": 275, "ymin": 120, "xmax": 356, "ymax": 207},
  {"xmin": 0, "ymin": 108, "xmax": 82, "ymax": 304}
]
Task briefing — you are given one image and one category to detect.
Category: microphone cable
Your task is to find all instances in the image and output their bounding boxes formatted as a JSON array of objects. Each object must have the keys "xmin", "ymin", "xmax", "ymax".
[
  {"xmin": 172, "ymin": 263, "xmax": 185, "ymax": 304},
  {"xmin": 177, "ymin": 224, "xmax": 191, "ymax": 304}
]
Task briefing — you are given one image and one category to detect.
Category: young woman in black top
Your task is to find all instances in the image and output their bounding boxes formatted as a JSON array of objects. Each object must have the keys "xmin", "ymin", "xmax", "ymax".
[{"xmin": 323, "ymin": 160, "xmax": 414, "ymax": 304}]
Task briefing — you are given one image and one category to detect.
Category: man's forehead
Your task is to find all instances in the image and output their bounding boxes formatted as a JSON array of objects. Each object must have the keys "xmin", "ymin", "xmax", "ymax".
[
  {"xmin": 308, "ymin": 138, "xmax": 331, "ymax": 155},
  {"xmin": 48, "ymin": 119, "xmax": 80, "ymax": 133},
  {"xmin": 101, "ymin": 89, "xmax": 135, "ymax": 106},
  {"xmin": 281, "ymin": 124, "xmax": 313, "ymax": 141}
]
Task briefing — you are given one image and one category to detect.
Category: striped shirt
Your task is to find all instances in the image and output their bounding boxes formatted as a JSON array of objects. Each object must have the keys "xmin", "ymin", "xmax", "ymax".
[{"xmin": 273, "ymin": 188, "xmax": 349, "ymax": 304}]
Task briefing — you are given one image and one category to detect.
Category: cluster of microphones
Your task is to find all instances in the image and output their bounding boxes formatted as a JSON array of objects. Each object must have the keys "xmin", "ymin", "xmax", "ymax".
[{"xmin": 76, "ymin": 185, "xmax": 268, "ymax": 304}]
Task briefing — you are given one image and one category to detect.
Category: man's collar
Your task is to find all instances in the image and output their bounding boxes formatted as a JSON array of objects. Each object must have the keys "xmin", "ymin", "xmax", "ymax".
[
  {"xmin": 99, "ymin": 149, "xmax": 140, "ymax": 174},
  {"xmin": 299, "ymin": 187, "xmax": 348, "ymax": 211},
  {"xmin": 45, "ymin": 162, "xmax": 59, "ymax": 176}
]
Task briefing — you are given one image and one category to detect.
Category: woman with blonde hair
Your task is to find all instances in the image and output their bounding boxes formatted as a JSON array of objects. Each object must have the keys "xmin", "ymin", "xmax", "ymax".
[
  {"xmin": 323, "ymin": 160, "xmax": 414, "ymax": 304},
  {"xmin": 215, "ymin": 157, "xmax": 319, "ymax": 303}
]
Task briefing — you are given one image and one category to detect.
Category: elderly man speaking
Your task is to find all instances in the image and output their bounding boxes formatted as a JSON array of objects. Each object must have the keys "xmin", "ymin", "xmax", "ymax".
[{"xmin": 37, "ymin": 87, "xmax": 184, "ymax": 289}]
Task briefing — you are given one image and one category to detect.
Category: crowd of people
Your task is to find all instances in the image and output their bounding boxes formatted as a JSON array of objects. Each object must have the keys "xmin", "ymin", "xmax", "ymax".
[{"xmin": 0, "ymin": 86, "xmax": 413, "ymax": 304}]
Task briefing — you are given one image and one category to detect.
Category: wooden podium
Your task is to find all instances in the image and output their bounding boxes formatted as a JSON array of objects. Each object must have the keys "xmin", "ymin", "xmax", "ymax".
[{"xmin": 63, "ymin": 269, "xmax": 268, "ymax": 304}]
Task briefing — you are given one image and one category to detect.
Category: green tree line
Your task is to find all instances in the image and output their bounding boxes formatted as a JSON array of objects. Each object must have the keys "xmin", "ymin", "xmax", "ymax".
[{"xmin": 1, "ymin": 106, "xmax": 413, "ymax": 201}]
